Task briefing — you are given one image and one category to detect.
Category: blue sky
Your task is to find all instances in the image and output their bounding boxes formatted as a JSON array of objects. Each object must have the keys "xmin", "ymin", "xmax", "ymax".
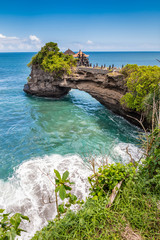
[{"xmin": 0, "ymin": 0, "xmax": 160, "ymax": 52}]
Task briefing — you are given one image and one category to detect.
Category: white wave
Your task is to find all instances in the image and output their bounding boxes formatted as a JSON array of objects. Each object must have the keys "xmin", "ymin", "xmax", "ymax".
[
  {"xmin": 0, "ymin": 154, "xmax": 92, "ymax": 240},
  {"xmin": 113, "ymin": 142, "xmax": 143, "ymax": 163},
  {"xmin": 0, "ymin": 144, "xmax": 143, "ymax": 239}
]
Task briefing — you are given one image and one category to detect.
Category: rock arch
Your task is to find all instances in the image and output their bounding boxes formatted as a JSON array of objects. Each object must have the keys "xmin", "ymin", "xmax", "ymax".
[{"xmin": 23, "ymin": 66, "xmax": 143, "ymax": 126}]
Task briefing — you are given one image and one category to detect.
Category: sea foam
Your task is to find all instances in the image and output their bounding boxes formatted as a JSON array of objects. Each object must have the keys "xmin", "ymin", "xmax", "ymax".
[
  {"xmin": 0, "ymin": 154, "xmax": 92, "ymax": 239},
  {"xmin": 0, "ymin": 143, "xmax": 143, "ymax": 239}
]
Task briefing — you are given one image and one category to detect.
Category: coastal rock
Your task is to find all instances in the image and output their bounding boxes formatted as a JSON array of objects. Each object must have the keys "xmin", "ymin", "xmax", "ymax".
[{"xmin": 23, "ymin": 66, "xmax": 145, "ymax": 127}]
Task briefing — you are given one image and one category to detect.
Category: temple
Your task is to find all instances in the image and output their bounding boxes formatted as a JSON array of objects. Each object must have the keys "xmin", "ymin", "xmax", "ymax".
[
  {"xmin": 73, "ymin": 50, "xmax": 89, "ymax": 67},
  {"xmin": 64, "ymin": 49, "xmax": 75, "ymax": 55},
  {"xmin": 64, "ymin": 49, "xmax": 89, "ymax": 67}
]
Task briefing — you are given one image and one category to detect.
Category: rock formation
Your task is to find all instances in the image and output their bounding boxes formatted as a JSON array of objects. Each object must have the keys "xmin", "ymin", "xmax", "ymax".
[{"xmin": 24, "ymin": 66, "xmax": 146, "ymax": 127}]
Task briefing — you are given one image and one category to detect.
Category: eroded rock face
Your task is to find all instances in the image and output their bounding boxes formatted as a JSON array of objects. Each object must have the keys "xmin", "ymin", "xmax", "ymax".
[
  {"xmin": 24, "ymin": 66, "xmax": 70, "ymax": 98},
  {"xmin": 23, "ymin": 66, "xmax": 144, "ymax": 127}
]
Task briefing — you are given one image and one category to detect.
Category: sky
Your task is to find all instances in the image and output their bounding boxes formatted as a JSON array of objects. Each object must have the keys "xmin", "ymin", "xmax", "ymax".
[{"xmin": 0, "ymin": 0, "xmax": 160, "ymax": 52}]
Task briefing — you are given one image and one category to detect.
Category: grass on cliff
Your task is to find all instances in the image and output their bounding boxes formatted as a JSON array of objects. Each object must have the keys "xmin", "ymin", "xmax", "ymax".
[{"xmin": 32, "ymin": 177, "xmax": 160, "ymax": 240}]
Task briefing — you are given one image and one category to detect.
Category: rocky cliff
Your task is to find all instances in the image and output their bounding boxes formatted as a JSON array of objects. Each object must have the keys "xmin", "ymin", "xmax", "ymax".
[{"xmin": 24, "ymin": 66, "xmax": 144, "ymax": 127}]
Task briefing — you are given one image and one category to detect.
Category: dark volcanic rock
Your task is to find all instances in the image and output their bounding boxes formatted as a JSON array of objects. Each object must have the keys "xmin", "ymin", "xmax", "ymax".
[
  {"xmin": 23, "ymin": 66, "xmax": 147, "ymax": 128},
  {"xmin": 23, "ymin": 83, "xmax": 70, "ymax": 98},
  {"xmin": 24, "ymin": 65, "xmax": 71, "ymax": 98}
]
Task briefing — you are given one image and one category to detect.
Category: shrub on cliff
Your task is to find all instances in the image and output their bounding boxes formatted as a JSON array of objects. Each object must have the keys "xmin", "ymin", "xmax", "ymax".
[
  {"xmin": 120, "ymin": 64, "xmax": 160, "ymax": 119},
  {"xmin": 139, "ymin": 128, "xmax": 160, "ymax": 194},
  {"xmin": 28, "ymin": 42, "xmax": 77, "ymax": 75},
  {"xmin": 88, "ymin": 162, "xmax": 136, "ymax": 200}
]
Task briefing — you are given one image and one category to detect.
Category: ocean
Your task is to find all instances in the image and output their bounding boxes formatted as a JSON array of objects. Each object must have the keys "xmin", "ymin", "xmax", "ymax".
[{"xmin": 0, "ymin": 51, "xmax": 159, "ymax": 239}]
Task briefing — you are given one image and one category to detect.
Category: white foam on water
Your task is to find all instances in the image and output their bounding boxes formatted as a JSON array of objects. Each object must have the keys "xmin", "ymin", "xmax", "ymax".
[
  {"xmin": 0, "ymin": 154, "xmax": 92, "ymax": 240},
  {"xmin": 0, "ymin": 143, "xmax": 143, "ymax": 239},
  {"xmin": 113, "ymin": 142, "xmax": 144, "ymax": 163}
]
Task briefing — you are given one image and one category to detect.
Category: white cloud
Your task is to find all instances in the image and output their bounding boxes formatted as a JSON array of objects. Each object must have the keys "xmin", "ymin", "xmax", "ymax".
[
  {"xmin": 0, "ymin": 34, "xmax": 18, "ymax": 40},
  {"xmin": 29, "ymin": 35, "xmax": 40, "ymax": 42},
  {"xmin": 0, "ymin": 33, "xmax": 42, "ymax": 52},
  {"xmin": 9, "ymin": 36, "xmax": 19, "ymax": 40},
  {"xmin": 0, "ymin": 34, "xmax": 6, "ymax": 39},
  {"xmin": 87, "ymin": 40, "xmax": 93, "ymax": 45}
]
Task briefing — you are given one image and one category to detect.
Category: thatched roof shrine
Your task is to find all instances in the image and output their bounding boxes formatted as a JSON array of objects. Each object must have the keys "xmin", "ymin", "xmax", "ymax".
[{"xmin": 64, "ymin": 49, "xmax": 75, "ymax": 55}]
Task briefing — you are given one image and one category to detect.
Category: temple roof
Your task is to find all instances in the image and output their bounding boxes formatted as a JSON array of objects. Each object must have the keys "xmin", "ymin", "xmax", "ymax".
[
  {"xmin": 73, "ymin": 50, "xmax": 89, "ymax": 58},
  {"xmin": 64, "ymin": 49, "xmax": 75, "ymax": 55}
]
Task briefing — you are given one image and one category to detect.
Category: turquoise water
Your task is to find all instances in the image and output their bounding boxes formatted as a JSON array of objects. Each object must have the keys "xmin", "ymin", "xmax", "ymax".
[{"xmin": 1, "ymin": 51, "xmax": 160, "ymax": 180}]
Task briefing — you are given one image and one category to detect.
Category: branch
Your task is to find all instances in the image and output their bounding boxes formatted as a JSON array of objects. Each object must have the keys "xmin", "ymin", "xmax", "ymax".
[
  {"xmin": 126, "ymin": 146, "xmax": 135, "ymax": 165},
  {"xmin": 126, "ymin": 114, "xmax": 149, "ymax": 156},
  {"xmin": 38, "ymin": 167, "xmax": 55, "ymax": 186},
  {"xmin": 106, "ymin": 180, "xmax": 123, "ymax": 208}
]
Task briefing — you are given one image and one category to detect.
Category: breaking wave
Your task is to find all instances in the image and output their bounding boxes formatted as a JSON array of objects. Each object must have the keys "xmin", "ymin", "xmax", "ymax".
[
  {"xmin": 0, "ymin": 154, "xmax": 91, "ymax": 239},
  {"xmin": 0, "ymin": 143, "xmax": 143, "ymax": 239}
]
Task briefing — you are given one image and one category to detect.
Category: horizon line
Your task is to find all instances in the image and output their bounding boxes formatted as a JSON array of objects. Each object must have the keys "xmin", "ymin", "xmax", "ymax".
[{"xmin": 0, "ymin": 51, "xmax": 160, "ymax": 53}]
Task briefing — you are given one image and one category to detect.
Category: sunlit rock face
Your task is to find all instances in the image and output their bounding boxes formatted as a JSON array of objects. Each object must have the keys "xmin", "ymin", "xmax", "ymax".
[{"xmin": 23, "ymin": 66, "xmax": 146, "ymax": 127}]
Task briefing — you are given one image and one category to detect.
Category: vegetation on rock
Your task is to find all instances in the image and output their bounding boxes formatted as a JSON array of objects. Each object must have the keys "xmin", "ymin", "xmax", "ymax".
[
  {"xmin": 120, "ymin": 64, "xmax": 160, "ymax": 121},
  {"xmin": 139, "ymin": 128, "xmax": 160, "ymax": 194},
  {"xmin": 28, "ymin": 42, "xmax": 77, "ymax": 75},
  {"xmin": 88, "ymin": 162, "xmax": 136, "ymax": 200}
]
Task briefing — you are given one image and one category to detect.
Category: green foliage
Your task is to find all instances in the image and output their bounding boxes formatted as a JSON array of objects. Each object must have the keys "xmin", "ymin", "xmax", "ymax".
[
  {"xmin": 27, "ymin": 76, "xmax": 31, "ymax": 82},
  {"xmin": 0, "ymin": 209, "xmax": 29, "ymax": 240},
  {"xmin": 88, "ymin": 162, "xmax": 136, "ymax": 200},
  {"xmin": 120, "ymin": 64, "xmax": 160, "ymax": 114},
  {"xmin": 28, "ymin": 42, "xmax": 77, "ymax": 76},
  {"xmin": 42, "ymin": 53, "xmax": 76, "ymax": 76},
  {"xmin": 114, "ymin": 179, "xmax": 160, "ymax": 239},
  {"xmin": 28, "ymin": 42, "xmax": 60, "ymax": 66},
  {"xmin": 139, "ymin": 128, "xmax": 160, "ymax": 194},
  {"xmin": 31, "ymin": 198, "xmax": 125, "ymax": 240},
  {"xmin": 54, "ymin": 170, "xmax": 83, "ymax": 219}
]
